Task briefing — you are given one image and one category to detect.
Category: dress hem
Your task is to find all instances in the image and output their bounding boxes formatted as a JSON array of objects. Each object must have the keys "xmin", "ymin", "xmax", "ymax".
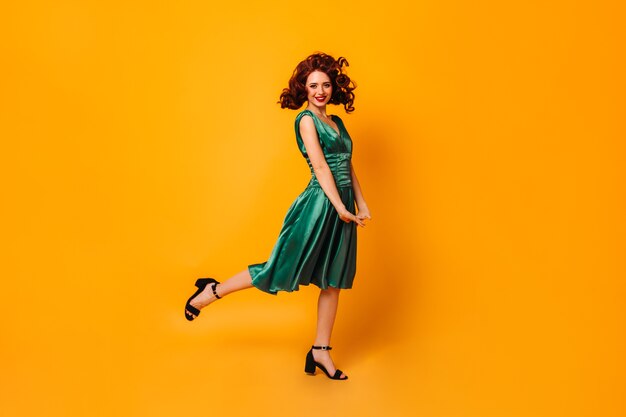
[{"xmin": 249, "ymin": 271, "xmax": 354, "ymax": 295}]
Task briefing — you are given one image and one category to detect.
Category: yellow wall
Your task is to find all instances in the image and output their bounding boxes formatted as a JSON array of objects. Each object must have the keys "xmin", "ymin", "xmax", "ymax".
[{"xmin": 2, "ymin": 1, "xmax": 625, "ymax": 416}]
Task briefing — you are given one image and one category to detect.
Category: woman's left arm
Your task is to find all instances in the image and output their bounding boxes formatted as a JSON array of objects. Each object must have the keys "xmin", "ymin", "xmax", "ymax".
[{"xmin": 350, "ymin": 161, "xmax": 372, "ymax": 221}]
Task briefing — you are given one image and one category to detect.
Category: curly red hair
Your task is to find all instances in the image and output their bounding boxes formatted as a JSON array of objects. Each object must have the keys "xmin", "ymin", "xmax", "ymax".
[{"xmin": 278, "ymin": 52, "xmax": 357, "ymax": 113}]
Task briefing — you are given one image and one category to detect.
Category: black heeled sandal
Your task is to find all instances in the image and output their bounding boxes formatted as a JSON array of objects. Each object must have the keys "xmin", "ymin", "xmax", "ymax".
[
  {"xmin": 304, "ymin": 345, "xmax": 348, "ymax": 380},
  {"xmin": 184, "ymin": 277, "xmax": 221, "ymax": 321}
]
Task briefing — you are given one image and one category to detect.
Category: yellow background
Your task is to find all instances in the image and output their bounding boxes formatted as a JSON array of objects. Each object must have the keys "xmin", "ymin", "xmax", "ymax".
[{"xmin": 2, "ymin": 1, "xmax": 625, "ymax": 416}]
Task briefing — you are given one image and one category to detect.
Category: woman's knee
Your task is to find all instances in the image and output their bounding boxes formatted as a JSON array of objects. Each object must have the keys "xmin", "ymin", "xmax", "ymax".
[{"xmin": 321, "ymin": 286, "xmax": 340, "ymax": 296}]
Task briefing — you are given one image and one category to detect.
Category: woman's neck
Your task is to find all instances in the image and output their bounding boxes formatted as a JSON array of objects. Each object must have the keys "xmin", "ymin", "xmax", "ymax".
[{"xmin": 306, "ymin": 105, "xmax": 329, "ymax": 118}]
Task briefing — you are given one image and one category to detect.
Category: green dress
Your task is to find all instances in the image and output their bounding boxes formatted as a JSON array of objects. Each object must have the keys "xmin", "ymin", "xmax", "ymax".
[{"xmin": 247, "ymin": 109, "xmax": 357, "ymax": 294}]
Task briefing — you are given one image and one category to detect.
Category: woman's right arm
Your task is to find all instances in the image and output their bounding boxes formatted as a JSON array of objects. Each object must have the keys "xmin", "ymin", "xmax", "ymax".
[{"xmin": 299, "ymin": 115, "xmax": 364, "ymax": 227}]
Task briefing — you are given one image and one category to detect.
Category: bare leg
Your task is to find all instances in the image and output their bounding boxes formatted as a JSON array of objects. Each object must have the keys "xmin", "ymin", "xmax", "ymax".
[
  {"xmin": 186, "ymin": 268, "xmax": 254, "ymax": 319},
  {"xmin": 312, "ymin": 287, "xmax": 347, "ymax": 379}
]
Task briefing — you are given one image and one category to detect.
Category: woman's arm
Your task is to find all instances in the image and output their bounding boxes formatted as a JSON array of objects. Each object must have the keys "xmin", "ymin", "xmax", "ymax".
[
  {"xmin": 350, "ymin": 161, "xmax": 368, "ymax": 210},
  {"xmin": 299, "ymin": 115, "xmax": 364, "ymax": 226},
  {"xmin": 350, "ymin": 161, "xmax": 371, "ymax": 220}
]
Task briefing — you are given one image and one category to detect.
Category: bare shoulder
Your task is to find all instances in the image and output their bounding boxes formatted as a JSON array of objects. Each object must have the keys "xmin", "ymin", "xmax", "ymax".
[{"xmin": 299, "ymin": 113, "xmax": 315, "ymax": 130}]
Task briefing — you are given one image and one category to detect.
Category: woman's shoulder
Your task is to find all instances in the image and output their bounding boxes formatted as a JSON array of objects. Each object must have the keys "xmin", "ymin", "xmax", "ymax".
[
  {"xmin": 294, "ymin": 110, "xmax": 315, "ymax": 137},
  {"xmin": 295, "ymin": 109, "xmax": 315, "ymax": 129},
  {"xmin": 331, "ymin": 114, "xmax": 346, "ymax": 127}
]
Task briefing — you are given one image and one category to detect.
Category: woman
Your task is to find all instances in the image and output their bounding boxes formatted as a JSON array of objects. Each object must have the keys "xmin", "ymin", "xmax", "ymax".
[{"xmin": 184, "ymin": 52, "xmax": 372, "ymax": 380}]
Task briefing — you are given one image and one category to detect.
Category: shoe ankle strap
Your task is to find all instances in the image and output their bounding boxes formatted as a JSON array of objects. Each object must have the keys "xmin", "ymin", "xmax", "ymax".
[
  {"xmin": 312, "ymin": 345, "xmax": 332, "ymax": 350},
  {"xmin": 212, "ymin": 282, "xmax": 221, "ymax": 299}
]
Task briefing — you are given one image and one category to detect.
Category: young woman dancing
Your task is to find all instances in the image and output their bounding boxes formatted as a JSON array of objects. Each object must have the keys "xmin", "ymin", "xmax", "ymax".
[{"xmin": 184, "ymin": 52, "xmax": 372, "ymax": 380}]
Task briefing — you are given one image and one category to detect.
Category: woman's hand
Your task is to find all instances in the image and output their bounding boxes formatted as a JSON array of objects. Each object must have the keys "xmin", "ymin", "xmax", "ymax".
[
  {"xmin": 337, "ymin": 206, "xmax": 366, "ymax": 227},
  {"xmin": 356, "ymin": 205, "xmax": 372, "ymax": 224}
]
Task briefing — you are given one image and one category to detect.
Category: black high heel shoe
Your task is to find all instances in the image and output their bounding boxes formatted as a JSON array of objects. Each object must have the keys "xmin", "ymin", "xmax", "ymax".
[
  {"xmin": 184, "ymin": 277, "xmax": 221, "ymax": 321},
  {"xmin": 304, "ymin": 345, "xmax": 348, "ymax": 380}
]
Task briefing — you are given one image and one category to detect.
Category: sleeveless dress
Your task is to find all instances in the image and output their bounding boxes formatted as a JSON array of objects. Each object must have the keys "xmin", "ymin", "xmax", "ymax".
[{"xmin": 247, "ymin": 109, "xmax": 357, "ymax": 295}]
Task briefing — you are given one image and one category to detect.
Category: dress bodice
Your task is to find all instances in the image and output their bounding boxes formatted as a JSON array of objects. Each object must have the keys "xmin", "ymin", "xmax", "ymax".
[{"xmin": 294, "ymin": 109, "xmax": 353, "ymax": 188}]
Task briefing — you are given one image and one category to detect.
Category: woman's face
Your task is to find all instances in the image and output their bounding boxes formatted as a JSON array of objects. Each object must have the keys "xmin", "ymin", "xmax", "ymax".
[{"xmin": 305, "ymin": 70, "xmax": 332, "ymax": 109}]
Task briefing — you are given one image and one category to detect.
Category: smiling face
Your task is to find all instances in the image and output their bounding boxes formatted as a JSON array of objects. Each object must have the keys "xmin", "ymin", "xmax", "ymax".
[{"xmin": 305, "ymin": 70, "xmax": 332, "ymax": 109}]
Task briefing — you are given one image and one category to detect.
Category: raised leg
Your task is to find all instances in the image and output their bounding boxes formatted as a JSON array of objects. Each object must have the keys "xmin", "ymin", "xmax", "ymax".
[
  {"xmin": 312, "ymin": 286, "xmax": 347, "ymax": 379},
  {"xmin": 186, "ymin": 268, "xmax": 254, "ymax": 319},
  {"xmin": 217, "ymin": 268, "xmax": 254, "ymax": 297}
]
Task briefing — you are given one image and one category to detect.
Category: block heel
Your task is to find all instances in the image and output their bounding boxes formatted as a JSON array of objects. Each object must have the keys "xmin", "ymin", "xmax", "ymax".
[{"xmin": 304, "ymin": 349, "xmax": 317, "ymax": 374}]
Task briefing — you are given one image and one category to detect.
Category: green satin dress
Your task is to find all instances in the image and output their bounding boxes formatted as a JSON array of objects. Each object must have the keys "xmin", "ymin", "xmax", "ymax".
[{"xmin": 247, "ymin": 109, "xmax": 357, "ymax": 295}]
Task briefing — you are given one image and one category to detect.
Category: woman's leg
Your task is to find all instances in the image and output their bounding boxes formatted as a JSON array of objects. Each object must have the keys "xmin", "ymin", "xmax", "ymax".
[
  {"xmin": 186, "ymin": 268, "xmax": 253, "ymax": 319},
  {"xmin": 312, "ymin": 287, "xmax": 347, "ymax": 379}
]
